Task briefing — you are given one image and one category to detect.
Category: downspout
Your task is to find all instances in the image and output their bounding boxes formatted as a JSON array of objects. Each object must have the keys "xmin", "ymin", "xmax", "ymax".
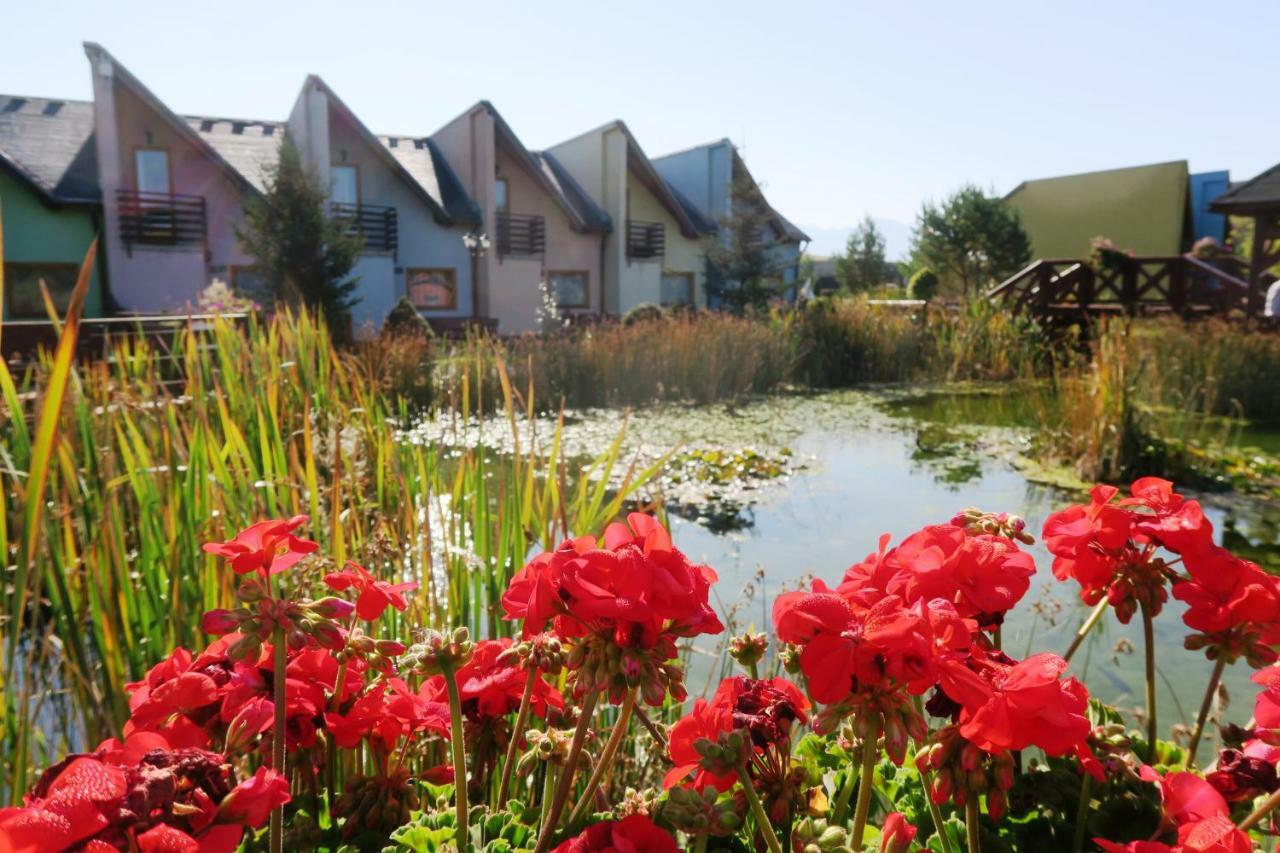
[{"xmin": 91, "ymin": 206, "xmax": 119, "ymax": 314}]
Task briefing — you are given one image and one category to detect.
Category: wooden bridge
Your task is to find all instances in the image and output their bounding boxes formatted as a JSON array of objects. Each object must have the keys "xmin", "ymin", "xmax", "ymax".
[{"xmin": 986, "ymin": 254, "xmax": 1255, "ymax": 322}]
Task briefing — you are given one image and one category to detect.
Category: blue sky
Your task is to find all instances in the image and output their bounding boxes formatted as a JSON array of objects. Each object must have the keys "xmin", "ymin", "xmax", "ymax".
[{"xmin": 6, "ymin": 0, "xmax": 1279, "ymax": 255}]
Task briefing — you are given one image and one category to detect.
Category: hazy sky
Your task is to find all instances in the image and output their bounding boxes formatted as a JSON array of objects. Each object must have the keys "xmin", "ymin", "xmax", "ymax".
[{"xmin": 6, "ymin": 0, "xmax": 1278, "ymax": 241}]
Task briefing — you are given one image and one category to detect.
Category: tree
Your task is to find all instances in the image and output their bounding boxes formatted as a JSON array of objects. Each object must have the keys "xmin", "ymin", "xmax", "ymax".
[
  {"xmin": 909, "ymin": 186, "xmax": 1031, "ymax": 297},
  {"xmin": 907, "ymin": 267, "xmax": 940, "ymax": 301},
  {"xmin": 236, "ymin": 138, "xmax": 362, "ymax": 340},
  {"xmin": 706, "ymin": 172, "xmax": 784, "ymax": 312},
  {"xmin": 835, "ymin": 215, "xmax": 887, "ymax": 293}
]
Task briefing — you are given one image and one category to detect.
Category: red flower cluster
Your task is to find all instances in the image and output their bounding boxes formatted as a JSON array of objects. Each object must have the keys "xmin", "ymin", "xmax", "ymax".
[
  {"xmin": 422, "ymin": 638, "xmax": 563, "ymax": 721},
  {"xmin": 1042, "ymin": 479, "xmax": 1212, "ymax": 623},
  {"xmin": 1174, "ymin": 545, "xmax": 1280, "ymax": 666},
  {"xmin": 323, "ymin": 561, "xmax": 418, "ymax": 622},
  {"xmin": 550, "ymin": 814, "xmax": 679, "ymax": 853},
  {"xmin": 0, "ymin": 735, "xmax": 287, "ymax": 853},
  {"xmin": 503, "ymin": 514, "xmax": 722, "ymax": 704},
  {"xmin": 1097, "ymin": 767, "xmax": 1250, "ymax": 853},
  {"xmin": 664, "ymin": 676, "xmax": 808, "ymax": 793},
  {"xmin": 504, "ymin": 514, "xmax": 721, "ymax": 643},
  {"xmin": 124, "ymin": 636, "xmax": 362, "ymax": 755}
]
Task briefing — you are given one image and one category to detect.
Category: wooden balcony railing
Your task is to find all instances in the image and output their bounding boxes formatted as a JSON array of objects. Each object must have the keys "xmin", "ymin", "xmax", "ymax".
[
  {"xmin": 495, "ymin": 212, "xmax": 546, "ymax": 257},
  {"xmin": 626, "ymin": 220, "xmax": 665, "ymax": 259},
  {"xmin": 116, "ymin": 190, "xmax": 207, "ymax": 251},
  {"xmin": 331, "ymin": 202, "xmax": 398, "ymax": 254}
]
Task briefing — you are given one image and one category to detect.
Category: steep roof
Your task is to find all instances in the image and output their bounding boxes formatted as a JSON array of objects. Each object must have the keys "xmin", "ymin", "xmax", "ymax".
[
  {"xmin": 663, "ymin": 180, "xmax": 717, "ymax": 234},
  {"xmin": 379, "ymin": 134, "xmax": 481, "ymax": 227},
  {"xmin": 1210, "ymin": 162, "xmax": 1280, "ymax": 214},
  {"xmin": 532, "ymin": 150, "xmax": 612, "ymax": 232},
  {"xmin": 728, "ymin": 148, "xmax": 809, "ymax": 244},
  {"xmin": 84, "ymin": 42, "xmax": 258, "ymax": 198},
  {"xmin": 184, "ymin": 116, "xmax": 282, "ymax": 193},
  {"xmin": 1005, "ymin": 160, "xmax": 1191, "ymax": 258},
  {"xmin": 302, "ymin": 75, "xmax": 453, "ymax": 225},
  {"xmin": 0, "ymin": 94, "xmax": 99, "ymax": 205}
]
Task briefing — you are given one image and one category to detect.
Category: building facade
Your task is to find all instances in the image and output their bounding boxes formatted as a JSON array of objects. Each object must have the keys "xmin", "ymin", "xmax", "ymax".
[
  {"xmin": 547, "ymin": 121, "xmax": 711, "ymax": 314},
  {"xmin": 289, "ymin": 76, "xmax": 479, "ymax": 335},
  {"xmin": 433, "ymin": 102, "xmax": 611, "ymax": 332},
  {"xmin": 651, "ymin": 138, "xmax": 809, "ymax": 303}
]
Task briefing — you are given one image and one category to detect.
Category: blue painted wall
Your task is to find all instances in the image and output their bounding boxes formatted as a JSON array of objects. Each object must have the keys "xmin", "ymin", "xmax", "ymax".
[{"xmin": 1190, "ymin": 170, "xmax": 1230, "ymax": 242}]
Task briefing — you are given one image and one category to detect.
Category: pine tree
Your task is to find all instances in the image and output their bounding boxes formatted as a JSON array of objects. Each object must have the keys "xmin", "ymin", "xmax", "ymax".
[{"xmin": 236, "ymin": 139, "xmax": 362, "ymax": 340}]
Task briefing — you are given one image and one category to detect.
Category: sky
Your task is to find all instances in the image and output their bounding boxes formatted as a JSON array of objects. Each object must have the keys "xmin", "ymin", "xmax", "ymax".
[{"xmin": 6, "ymin": 0, "xmax": 1279, "ymax": 256}]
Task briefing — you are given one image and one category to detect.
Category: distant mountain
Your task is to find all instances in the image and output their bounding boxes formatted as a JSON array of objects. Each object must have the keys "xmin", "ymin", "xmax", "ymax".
[{"xmin": 801, "ymin": 218, "xmax": 914, "ymax": 261}]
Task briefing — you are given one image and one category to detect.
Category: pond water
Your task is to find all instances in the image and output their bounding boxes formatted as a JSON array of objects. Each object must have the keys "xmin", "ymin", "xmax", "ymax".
[
  {"xmin": 551, "ymin": 388, "xmax": 1280, "ymax": 733},
  {"xmin": 415, "ymin": 386, "xmax": 1280, "ymax": 735}
]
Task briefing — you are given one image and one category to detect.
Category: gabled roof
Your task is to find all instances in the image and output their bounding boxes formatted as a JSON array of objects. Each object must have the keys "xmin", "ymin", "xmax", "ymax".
[
  {"xmin": 0, "ymin": 94, "xmax": 99, "ymax": 205},
  {"xmin": 1210, "ymin": 162, "xmax": 1280, "ymax": 214},
  {"xmin": 532, "ymin": 150, "xmax": 612, "ymax": 232},
  {"xmin": 302, "ymin": 75, "xmax": 453, "ymax": 225},
  {"xmin": 652, "ymin": 138, "xmax": 808, "ymax": 243},
  {"xmin": 663, "ymin": 180, "xmax": 717, "ymax": 234},
  {"xmin": 440, "ymin": 100, "xmax": 608, "ymax": 233},
  {"xmin": 552, "ymin": 120, "xmax": 706, "ymax": 239},
  {"xmin": 83, "ymin": 42, "xmax": 258, "ymax": 198},
  {"xmin": 379, "ymin": 134, "xmax": 481, "ymax": 227},
  {"xmin": 728, "ymin": 147, "xmax": 809, "ymax": 244},
  {"xmin": 1005, "ymin": 160, "xmax": 1191, "ymax": 258},
  {"xmin": 184, "ymin": 116, "xmax": 282, "ymax": 193}
]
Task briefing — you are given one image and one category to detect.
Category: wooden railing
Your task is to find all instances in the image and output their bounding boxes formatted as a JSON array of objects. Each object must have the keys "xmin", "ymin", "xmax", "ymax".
[
  {"xmin": 495, "ymin": 212, "xmax": 546, "ymax": 257},
  {"xmin": 116, "ymin": 190, "xmax": 207, "ymax": 251},
  {"xmin": 626, "ymin": 220, "xmax": 665, "ymax": 259},
  {"xmin": 331, "ymin": 202, "xmax": 398, "ymax": 254},
  {"xmin": 987, "ymin": 254, "xmax": 1252, "ymax": 319}
]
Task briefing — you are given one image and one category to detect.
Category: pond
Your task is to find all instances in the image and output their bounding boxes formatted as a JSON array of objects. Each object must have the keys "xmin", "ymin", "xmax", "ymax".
[{"xmin": 457, "ymin": 386, "xmax": 1280, "ymax": 735}]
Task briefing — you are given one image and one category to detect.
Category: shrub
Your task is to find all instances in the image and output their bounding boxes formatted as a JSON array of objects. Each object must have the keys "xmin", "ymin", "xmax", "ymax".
[{"xmin": 908, "ymin": 267, "xmax": 940, "ymax": 301}]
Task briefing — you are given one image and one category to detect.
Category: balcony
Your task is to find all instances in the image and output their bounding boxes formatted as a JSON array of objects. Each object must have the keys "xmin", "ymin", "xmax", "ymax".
[
  {"xmin": 116, "ymin": 190, "xmax": 206, "ymax": 251},
  {"xmin": 331, "ymin": 203, "xmax": 398, "ymax": 254},
  {"xmin": 626, "ymin": 220, "xmax": 665, "ymax": 259},
  {"xmin": 495, "ymin": 212, "xmax": 546, "ymax": 258}
]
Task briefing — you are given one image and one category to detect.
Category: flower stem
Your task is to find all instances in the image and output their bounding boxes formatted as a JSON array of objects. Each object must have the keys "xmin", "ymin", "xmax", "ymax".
[
  {"xmin": 1141, "ymin": 600, "xmax": 1158, "ymax": 763},
  {"xmin": 911, "ymin": 697, "xmax": 954, "ymax": 853},
  {"xmin": 965, "ymin": 798, "xmax": 981, "ymax": 853},
  {"xmin": 848, "ymin": 720, "xmax": 881, "ymax": 849},
  {"xmin": 568, "ymin": 688, "xmax": 636, "ymax": 825},
  {"xmin": 1239, "ymin": 785, "xmax": 1280, "ymax": 831},
  {"xmin": 270, "ymin": 628, "xmax": 287, "ymax": 853},
  {"xmin": 533, "ymin": 690, "xmax": 599, "ymax": 853},
  {"xmin": 738, "ymin": 757, "xmax": 783, "ymax": 853},
  {"xmin": 1063, "ymin": 599, "xmax": 1109, "ymax": 663},
  {"xmin": 497, "ymin": 669, "xmax": 538, "ymax": 810},
  {"xmin": 539, "ymin": 764, "xmax": 558, "ymax": 831},
  {"xmin": 693, "ymin": 832, "xmax": 709, "ymax": 853},
  {"xmin": 1186, "ymin": 656, "xmax": 1227, "ymax": 769},
  {"xmin": 1072, "ymin": 773, "xmax": 1092, "ymax": 853},
  {"xmin": 440, "ymin": 660, "xmax": 470, "ymax": 848}
]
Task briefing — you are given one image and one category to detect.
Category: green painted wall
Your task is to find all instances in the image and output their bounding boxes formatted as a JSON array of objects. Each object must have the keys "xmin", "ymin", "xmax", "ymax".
[
  {"xmin": 0, "ymin": 169, "xmax": 104, "ymax": 319},
  {"xmin": 1006, "ymin": 161, "xmax": 1190, "ymax": 260}
]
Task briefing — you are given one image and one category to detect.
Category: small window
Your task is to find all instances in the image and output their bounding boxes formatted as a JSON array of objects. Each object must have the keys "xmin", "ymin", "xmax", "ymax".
[
  {"xmin": 407, "ymin": 268, "xmax": 458, "ymax": 311},
  {"xmin": 660, "ymin": 272, "xmax": 695, "ymax": 306},
  {"xmin": 135, "ymin": 149, "xmax": 170, "ymax": 194},
  {"xmin": 5, "ymin": 263, "xmax": 81, "ymax": 319},
  {"xmin": 549, "ymin": 270, "xmax": 589, "ymax": 309},
  {"xmin": 494, "ymin": 178, "xmax": 509, "ymax": 214},
  {"xmin": 330, "ymin": 165, "xmax": 359, "ymax": 206}
]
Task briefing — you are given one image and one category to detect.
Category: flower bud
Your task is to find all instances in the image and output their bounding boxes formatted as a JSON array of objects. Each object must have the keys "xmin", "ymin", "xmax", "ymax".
[
  {"xmin": 310, "ymin": 596, "xmax": 356, "ymax": 620},
  {"xmin": 202, "ymin": 608, "xmax": 243, "ymax": 635}
]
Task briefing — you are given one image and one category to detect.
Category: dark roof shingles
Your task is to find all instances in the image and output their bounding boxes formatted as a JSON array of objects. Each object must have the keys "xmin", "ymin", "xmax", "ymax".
[
  {"xmin": 379, "ymin": 135, "xmax": 481, "ymax": 227},
  {"xmin": 0, "ymin": 95, "xmax": 99, "ymax": 203},
  {"xmin": 1211, "ymin": 162, "xmax": 1280, "ymax": 212}
]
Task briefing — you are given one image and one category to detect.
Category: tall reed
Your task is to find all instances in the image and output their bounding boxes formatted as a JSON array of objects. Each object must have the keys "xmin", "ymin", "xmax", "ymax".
[{"xmin": 0, "ymin": 305, "xmax": 659, "ymax": 801}]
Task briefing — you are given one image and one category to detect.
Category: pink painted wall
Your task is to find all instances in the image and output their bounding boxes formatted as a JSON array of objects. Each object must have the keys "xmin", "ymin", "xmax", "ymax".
[{"xmin": 99, "ymin": 74, "xmax": 253, "ymax": 312}]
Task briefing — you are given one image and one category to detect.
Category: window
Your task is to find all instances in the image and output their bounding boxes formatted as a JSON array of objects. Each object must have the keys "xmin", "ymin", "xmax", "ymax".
[
  {"xmin": 494, "ymin": 178, "xmax": 509, "ymax": 214},
  {"xmin": 5, "ymin": 263, "xmax": 81, "ymax": 319},
  {"xmin": 549, "ymin": 270, "xmax": 589, "ymax": 309},
  {"xmin": 230, "ymin": 266, "xmax": 271, "ymax": 303},
  {"xmin": 660, "ymin": 272, "xmax": 695, "ymax": 306},
  {"xmin": 134, "ymin": 149, "xmax": 170, "ymax": 194},
  {"xmin": 407, "ymin": 268, "xmax": 457, "ymax": 310},
  {"xmin": 330, "ymin": 165, "xmax": 359, "ymax": 206}
]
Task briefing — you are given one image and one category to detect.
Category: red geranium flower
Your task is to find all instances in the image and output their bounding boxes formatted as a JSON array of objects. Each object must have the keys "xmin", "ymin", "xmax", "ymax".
[
  {"xmin": 452, "ymin": 638, "xmax": 563, "ymax": 719},
  {"xmin": 323, "ymin": 561, "xmax": 418, "ymax": 621},
  {"xmin": 663, "ymin": 697, "xmax": 738, "ymax": 793},
  {"xmin": 216, "ymin": 766, "xmax": 291, "ymax": 828},
  {"xmin": 1042, "ymin": 485, "xmax": 1132, "ymax": 602},
  {"xmin": 550, "ymin": 814, "xmax": 679, "ymax": 853},
  {"xmin": 949, "ymin": 652, "xmax": 1091, "ymax": 756},
  {"xmin": 201, "ymin": 515, "xmax": 318, "ymax": 577}
]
